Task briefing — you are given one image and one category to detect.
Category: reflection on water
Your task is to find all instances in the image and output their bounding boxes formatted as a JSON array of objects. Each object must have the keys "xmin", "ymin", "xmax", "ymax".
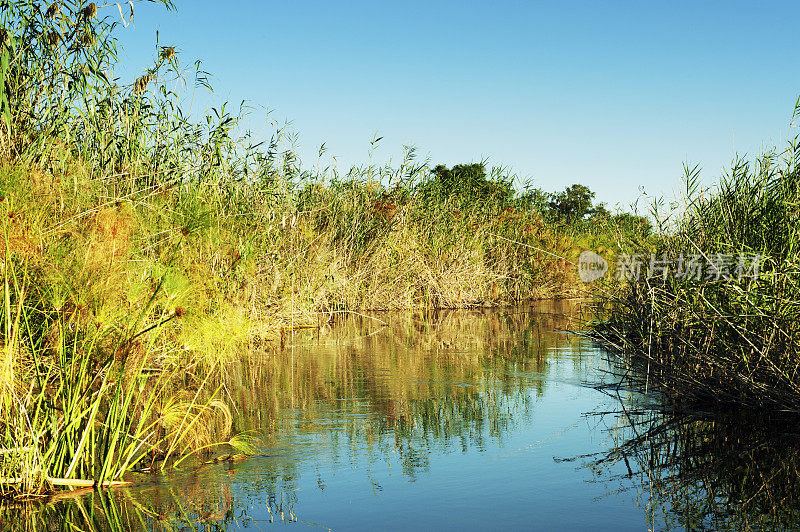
[
  {"xmin": 8, "ymin": 302, "xmax": 797, "ymax": 530},
  {"xmin": 581, "ymin": 401, "xmax": 800, "ymax": 531}
]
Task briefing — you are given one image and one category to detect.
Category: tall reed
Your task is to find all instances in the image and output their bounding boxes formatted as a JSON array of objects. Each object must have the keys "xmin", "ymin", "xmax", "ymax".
[
  {"xmin": 597, "ymin": 98, "xmax": 800, "ymax": 412},
  {"xmin": 0, "ymin": 0, "xmax": 638, "ymax": 501}
]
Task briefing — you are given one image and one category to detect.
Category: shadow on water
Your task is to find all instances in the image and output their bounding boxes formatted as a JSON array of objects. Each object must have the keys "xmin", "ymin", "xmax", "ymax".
[
  {"xmin": 573, "ymin": 396, "xmax": 800, "ymax": 532},
  {"xmin": 12, "ymin": 301, "xmax": 796, "ymax": 530}
]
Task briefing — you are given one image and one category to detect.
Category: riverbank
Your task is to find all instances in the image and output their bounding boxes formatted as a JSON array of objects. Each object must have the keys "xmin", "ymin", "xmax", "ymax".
[
  {"xmin": 595, "ymin": 101, "xmax": 800, "ymax": 414},
  {"xmin": 1, "ymin": 156, "xmax": 643, "ymax": 499},
  {"xmin": 1, "ymin": 159, "xmax": 598, "ymax": 348},
  {"xmin": 0, "ymin": 0, "xmax": 645, "ymax": 500}
]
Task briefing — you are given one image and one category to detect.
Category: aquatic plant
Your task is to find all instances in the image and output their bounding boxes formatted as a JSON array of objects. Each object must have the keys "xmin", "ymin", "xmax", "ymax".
[
  {"xmin": 0, "ymin": 0, "xmax": 641, "ymax": 502},
  {"xmin": 584, "ymin": 403, "xmax": 800, "ymax": 530},
  {"xmin": 596, "ymin": 98, "xmax": 800, "ymax": 412}
]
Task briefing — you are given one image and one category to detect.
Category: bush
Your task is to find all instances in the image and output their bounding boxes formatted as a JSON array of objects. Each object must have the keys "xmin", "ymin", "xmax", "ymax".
[{"xmin": 415, "ymin": 163, "xmax": 515, "ymax": 210}]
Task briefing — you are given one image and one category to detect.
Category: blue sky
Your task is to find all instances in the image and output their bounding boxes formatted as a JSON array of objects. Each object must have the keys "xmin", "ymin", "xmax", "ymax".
[{"xmin": 114, "ymin": 0, "xmax": 800, "ymax": 210}]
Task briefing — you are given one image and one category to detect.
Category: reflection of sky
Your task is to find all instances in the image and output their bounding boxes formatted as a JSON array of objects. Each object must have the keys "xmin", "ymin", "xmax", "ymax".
[{"xmin": 170, "ymin": 343, "xmax": 647, "ymax": 530}]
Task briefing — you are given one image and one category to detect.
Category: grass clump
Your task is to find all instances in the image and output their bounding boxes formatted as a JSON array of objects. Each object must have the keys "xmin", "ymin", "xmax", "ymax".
[
  {"xmin": 597, "ymin": 99, "xmax": 800, "ymax": 412},
  {"xmin": 0, "ymin": 0, "xmax": 646, "ymax": 501}
]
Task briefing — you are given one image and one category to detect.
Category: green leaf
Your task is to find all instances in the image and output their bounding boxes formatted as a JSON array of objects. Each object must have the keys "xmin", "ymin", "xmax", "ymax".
[{"xmin": 0, "ymin": 49, "xmax": 9, "ymax": 128}]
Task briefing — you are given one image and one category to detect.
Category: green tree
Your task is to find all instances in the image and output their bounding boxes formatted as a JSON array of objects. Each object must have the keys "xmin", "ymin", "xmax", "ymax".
[
  {"xmin": 417, "ymin": 162, "xmax": 514, "ymax": 208},
  {"xmin": 547, "ymin": 184, "xmax": 597, "ymax": 220}
]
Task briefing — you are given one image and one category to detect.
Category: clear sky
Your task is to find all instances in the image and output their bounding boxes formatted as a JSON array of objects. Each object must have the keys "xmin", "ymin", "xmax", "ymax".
[{"xmin": 114, "ymin": 0, "xmax": 800, "ymax": 210}]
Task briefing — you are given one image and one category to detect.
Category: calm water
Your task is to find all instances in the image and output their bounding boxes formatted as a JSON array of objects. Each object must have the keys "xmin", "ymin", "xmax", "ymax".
[{"xmin": 8, "ymin": 302, "xmax": 797, "ymax": 530}]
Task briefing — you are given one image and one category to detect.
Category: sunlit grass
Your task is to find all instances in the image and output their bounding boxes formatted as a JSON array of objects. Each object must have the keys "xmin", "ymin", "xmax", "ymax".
[
  {"xmin": 0, "ymin": 0, "xmax": 640, "ymax": 502},
  {"xmin": 597, "ymin": 98, "xmax": 800, "ymax": 412}
]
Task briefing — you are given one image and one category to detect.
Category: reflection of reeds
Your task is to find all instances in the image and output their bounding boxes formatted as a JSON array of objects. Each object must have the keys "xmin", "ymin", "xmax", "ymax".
[
  {"xmin": 0, "ymin": 483, "xmax": 251, "ymax": 531},
  {"xmin": 213, "ymin": 306, "xmax": 590, "ymax": 474},
  {"xmin": 583, "ymin": 404, "xmax": 800, "ymax": 530},
  {"xmin": 4, "ymin": 304, "xmax": 593, "ymax": 527}
]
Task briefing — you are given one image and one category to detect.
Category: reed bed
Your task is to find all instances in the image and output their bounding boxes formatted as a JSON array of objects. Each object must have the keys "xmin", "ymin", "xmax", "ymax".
[
  {"xmin": 0, "ymin": 0, "xmax": 638, "ymax": 501},
  {"xmin": 596, "ymin": 99, "xmax": 800, "ymax": 413}
]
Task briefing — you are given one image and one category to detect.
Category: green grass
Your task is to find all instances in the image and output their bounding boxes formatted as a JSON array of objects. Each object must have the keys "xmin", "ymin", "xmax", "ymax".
[
  {"xmin": 0, "ymin": 0, "xmax": 645, "ymax": 501},
  {"xmin": 596, "ymin": 98, "xmax": 800, "ymax": 412}
]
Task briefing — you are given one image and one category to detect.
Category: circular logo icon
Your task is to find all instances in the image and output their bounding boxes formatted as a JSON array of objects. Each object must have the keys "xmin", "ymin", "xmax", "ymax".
[{"xmin": 578, "ymin": 251, "xmax": 608, "ymax": 282}]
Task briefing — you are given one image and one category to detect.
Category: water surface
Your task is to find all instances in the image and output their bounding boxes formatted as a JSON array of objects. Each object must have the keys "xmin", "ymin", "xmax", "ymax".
[{"xmin": 9, "ymin": 302, "xmax": 795, "ymax": 530}]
